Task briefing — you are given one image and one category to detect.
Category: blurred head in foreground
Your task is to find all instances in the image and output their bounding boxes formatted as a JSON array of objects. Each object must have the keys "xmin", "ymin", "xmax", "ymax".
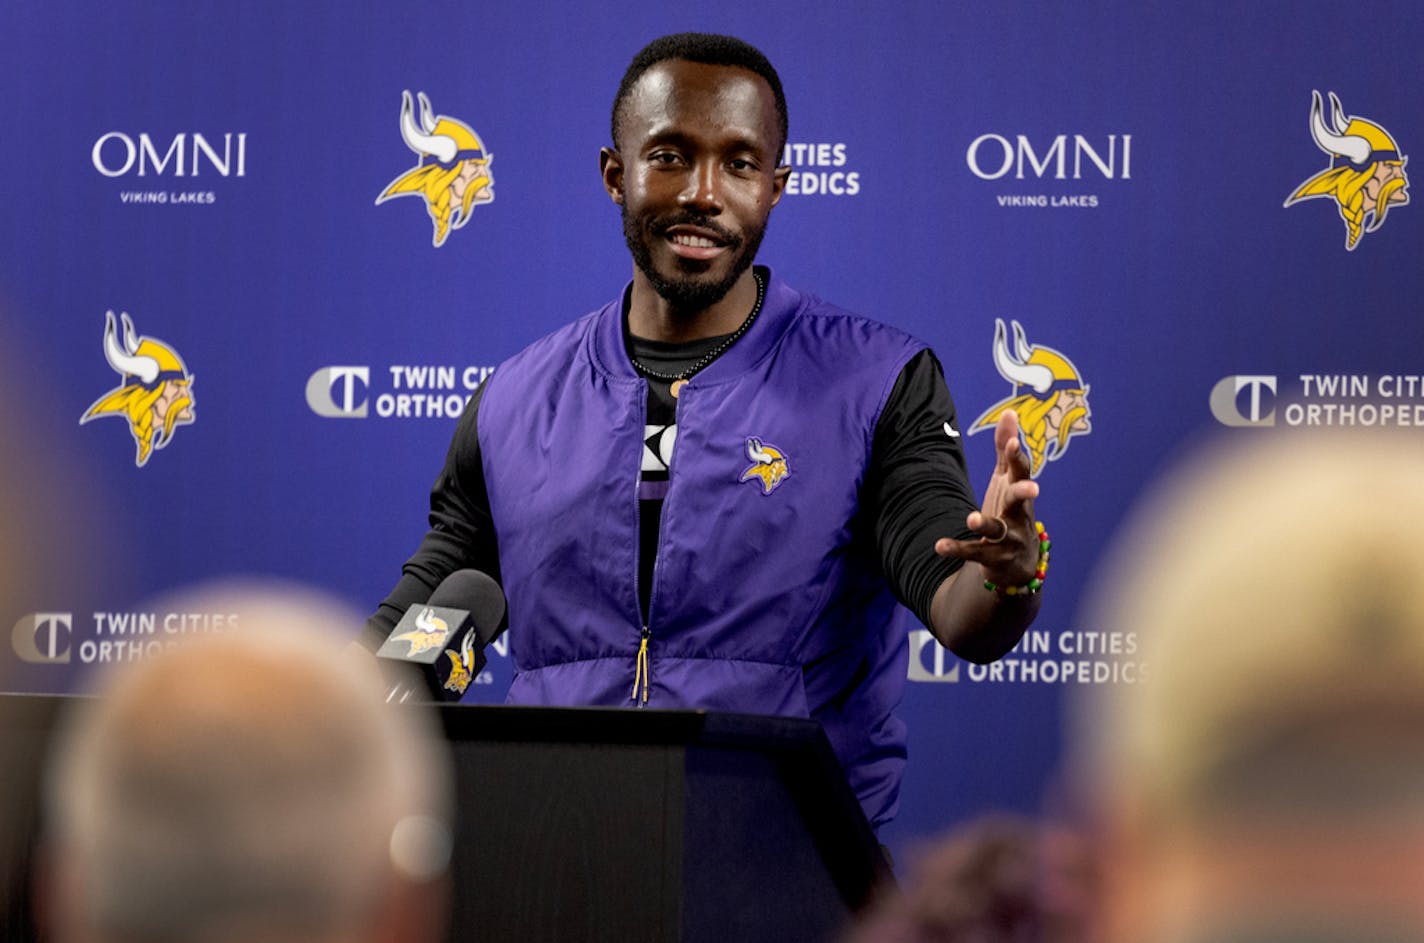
[
  {"xmin": 1074, "ymin": 429, "xmax": 1424, "ymax": 943},
  {"xmin": 845, "ymin": 813, "xmax": 1096, "ymax": 943},
  {"xmin": 41, "ymin": 583, "xmax": 454, "ymax": 943}
]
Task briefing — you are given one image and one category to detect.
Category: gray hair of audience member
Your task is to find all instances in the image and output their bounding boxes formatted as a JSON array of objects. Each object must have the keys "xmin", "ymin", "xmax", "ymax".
[
  {"xmin": 42, "ymin": 583, "xmax": 454, "ymax": 943},
  {"xmin": 1070, "ymin": 429, "xmax": 1424, "ymax": 939}
]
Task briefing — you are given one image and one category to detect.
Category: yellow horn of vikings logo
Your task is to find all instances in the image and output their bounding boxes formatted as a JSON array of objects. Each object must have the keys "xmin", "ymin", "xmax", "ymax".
[
  {"xmin": 970, "ymin": 319, "xmax": 1091, "ymax": 479},
  {"xmin": 442, "ymin": 628, "xmax": 477, "ymax": 696},
  {"xmin": 376, "ymin": 90, "xmax": 494, "ymax": 248},
  {"xmin": 739, "ymin": 436, "xmax": 790, "ymax": 494},
  {"xmin": 392, "ymin": 607, "xmax": 450, "ymax": 657},
  {"xmin": 79, "ymin": 311, "xmax": 195, "ymax": 468},
  {"xmin": 1285, "ymin": 90, "xmax": 1409, "ymax": 251}
]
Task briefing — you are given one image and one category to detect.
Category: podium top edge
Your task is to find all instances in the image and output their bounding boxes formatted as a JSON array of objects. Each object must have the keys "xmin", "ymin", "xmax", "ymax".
[{"xmin": 435, "ymin": 703, "xmax": 830, "ymax": 750}]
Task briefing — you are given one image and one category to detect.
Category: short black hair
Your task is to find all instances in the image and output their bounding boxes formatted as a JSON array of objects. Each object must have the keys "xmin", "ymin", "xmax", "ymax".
[{"xmin": 610, "ymin": 32, "xmax": 789, "ymax": 156}]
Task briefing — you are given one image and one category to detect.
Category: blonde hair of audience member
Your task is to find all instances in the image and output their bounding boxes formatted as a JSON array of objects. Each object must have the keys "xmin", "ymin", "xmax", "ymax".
[
  {"xmin": 1073, "ymin": 429, "xmax": 1424, "ymax": 943},
  {"xmin": 41, "ymin": 584, "xmax": 455, "ymax": 943}
]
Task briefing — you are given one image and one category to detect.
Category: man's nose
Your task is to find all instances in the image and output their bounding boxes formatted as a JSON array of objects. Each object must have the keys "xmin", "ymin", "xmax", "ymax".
[{"xmin": 678, "ymin": 161, "xmax": 723, "ymax": 213}]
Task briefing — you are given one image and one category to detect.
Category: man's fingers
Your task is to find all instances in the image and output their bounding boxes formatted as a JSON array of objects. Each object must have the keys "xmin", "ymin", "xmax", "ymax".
[
  {"xmin": 995, "ymin": 412, "xmax": 1037, "ymax": 482},
  {"xmin": 994, "ymin": 410, "xmax": 1020, "ymax": 466},
  {"xmin": 1008, "ymin": 479, "xmax": 1039, "ymax": 503},
  {"xmin": 975, "ymin": 482, "xmax": 1039, "ymax": 526},
  {"xmin": 935, "ymin": 536, "xmax": 972, "ymax": 559},
  {"xmin": 935, "ymin": 534, "xmax": 1016, "ymax": 562},
  {"xmin": 948, "ymin": 511, "xmax": 1030, "ymax": 557},
  {"xmin": 966, "ymin": 511, "xmax": 1009, "ymax": 542},
  {"xmin": 999, "ymin": 437, "xmax": 1018, "ymax": 475}
]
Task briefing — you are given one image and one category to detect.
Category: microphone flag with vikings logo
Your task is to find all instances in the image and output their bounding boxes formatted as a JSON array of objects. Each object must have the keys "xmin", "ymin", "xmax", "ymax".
[{"xmin": 376, "ymin": 569, "xmax": 506, "ymax": 702}]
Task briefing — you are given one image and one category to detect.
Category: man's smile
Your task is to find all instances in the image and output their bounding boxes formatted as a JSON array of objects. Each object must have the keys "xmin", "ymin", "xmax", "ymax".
[{"xmin": 665, "ymin": 224, "xmax": 730, "ymax": 260}]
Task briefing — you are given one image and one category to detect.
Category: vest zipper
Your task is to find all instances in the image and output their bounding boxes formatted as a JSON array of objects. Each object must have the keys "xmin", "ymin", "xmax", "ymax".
[
  {"xmin": 630, "ymin": 624, "xmax": 651, "ymax": 707},
  {"xmin": 631, "ymin": 378, "xmax": 681, "ymax": 708},
  {"xmin": 631, "ymin": 379, "xmax": 654, "ymax": 707}
]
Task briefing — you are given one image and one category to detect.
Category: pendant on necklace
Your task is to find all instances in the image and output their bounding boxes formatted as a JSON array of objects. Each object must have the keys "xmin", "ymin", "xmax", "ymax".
[{"xmin": 670, "ymin": 378, "xmax": 689, "ymax": 399}]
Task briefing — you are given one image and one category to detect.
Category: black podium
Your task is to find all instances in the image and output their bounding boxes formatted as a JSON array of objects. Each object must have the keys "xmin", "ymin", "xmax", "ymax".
[
  {"xmin": 0, "ymin": 696, "xmax": 890, "ymax": 942},
  {"xmin": 437, "ymin": 705, "xmax": 890, "ymax": 942}
]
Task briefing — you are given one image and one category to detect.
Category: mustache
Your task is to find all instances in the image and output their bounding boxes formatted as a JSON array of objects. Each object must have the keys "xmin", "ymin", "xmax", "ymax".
[
  {"xmin": 652, "ymin": 212, "xmax": 740, "ymax": 246},
  {"xmin": 1370, "ymin": 175, "xmax": 1409, "ymax": 231},
  {"xmin": 157, "ymin": 394, "xmax": 193, "ymax": 444}
]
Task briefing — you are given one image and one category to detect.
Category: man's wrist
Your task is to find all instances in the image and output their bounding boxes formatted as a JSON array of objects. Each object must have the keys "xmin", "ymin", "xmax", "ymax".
[{"xmin": 981, "ymin": 521, "xmax": 1050, "ymax": 595}]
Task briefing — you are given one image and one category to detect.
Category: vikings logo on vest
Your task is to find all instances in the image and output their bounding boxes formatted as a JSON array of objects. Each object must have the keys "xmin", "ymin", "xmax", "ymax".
[
  {"xmin": 80, "ymin": 312, "xmax": 195, "ymax": 468},
  {"xmin": 1285, "ymin": 91, "xmax": 1409, "ymax": 251},
  {"xmin": 376, "ymin": 91, "xmax": 494, "ymax": 248},
  {"xmin": 739, "ymin": 437, "xmax": 789, "ymax": 494},
  {"xmin": 970, "ymin": 319, "xmax": 1090, "ymax": 479}
]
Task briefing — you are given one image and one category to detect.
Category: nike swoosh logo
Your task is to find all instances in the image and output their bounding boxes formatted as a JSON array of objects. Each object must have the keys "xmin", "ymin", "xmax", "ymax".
[{"xmin": 943, "ymin": 422, "xmax": 960, "ymax": 438}]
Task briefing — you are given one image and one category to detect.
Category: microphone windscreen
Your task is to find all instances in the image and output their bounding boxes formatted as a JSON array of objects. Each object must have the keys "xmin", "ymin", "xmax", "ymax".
[{"xmin": 427, "ymin": 569, "xmax": 505, "ymax": 644}]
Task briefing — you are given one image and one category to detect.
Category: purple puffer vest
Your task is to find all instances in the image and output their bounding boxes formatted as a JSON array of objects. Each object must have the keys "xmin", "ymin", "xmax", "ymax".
[{"xmin": 477, "ymin": 271, "xmax": 925, "ymax": 829}]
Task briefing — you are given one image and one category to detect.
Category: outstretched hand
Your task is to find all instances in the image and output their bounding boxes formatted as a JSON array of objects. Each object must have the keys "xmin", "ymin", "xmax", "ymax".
[{"xmin": 934, "ymin": 410, "xmax": 1040, "ymax": 588}]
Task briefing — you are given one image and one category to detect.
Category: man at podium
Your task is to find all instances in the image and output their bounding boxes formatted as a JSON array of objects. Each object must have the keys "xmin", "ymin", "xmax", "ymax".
[{"xmin": 368, "ymin": 32, "xmax": 1045, "ymax": 831}]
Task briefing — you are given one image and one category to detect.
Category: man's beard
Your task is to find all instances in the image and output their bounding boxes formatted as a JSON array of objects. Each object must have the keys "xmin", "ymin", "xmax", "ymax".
[{"xmin": 622, "ymin": 206, "xmax": 768, "ymax": 312}]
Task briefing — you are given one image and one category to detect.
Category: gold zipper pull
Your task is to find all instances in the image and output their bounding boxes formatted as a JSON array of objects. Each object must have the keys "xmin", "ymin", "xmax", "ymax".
[{"xmin": 630, "ymin": 626, "xmax": 651, "ymax": 706}]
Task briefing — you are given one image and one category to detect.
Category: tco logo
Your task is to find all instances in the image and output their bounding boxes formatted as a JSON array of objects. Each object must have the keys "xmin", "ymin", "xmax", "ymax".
[
  {"xmin": 1210, "ymin": 375, "xmax": 1277, "ymax": 427},
  {"xmin": 12, "ymin": 613, "xmax": 73, "ymax": 664},
  {"xmin": 907, "ymin": 630, "xmax": 960, "ymax": 682},
  {"xmin": 306, "ymin": 366, "xmax": 370, "ymax": 418}
]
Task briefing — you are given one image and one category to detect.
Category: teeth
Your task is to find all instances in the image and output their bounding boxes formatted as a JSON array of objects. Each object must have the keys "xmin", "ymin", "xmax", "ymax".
[{"xmin": 672, "ymin": 234, "xmax": 717, "ymax": 248}]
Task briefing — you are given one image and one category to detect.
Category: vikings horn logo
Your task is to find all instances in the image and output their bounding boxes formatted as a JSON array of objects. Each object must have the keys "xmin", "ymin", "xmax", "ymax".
[
  {"xmin": 739, "ymin": 437, "xmax": 790, "ymax": 494},
  {"xmin": 376, "ymin": 91, "xmax": 494, "ymax": 247},
  {"xmin": 1285, "ymin": 91, "xmax": 1409, "ymax": 251},
  {"xmin": 970, "ymin": 319, "xmax": 1090, "ymax": 479},
  {"xmin": 80, "ymin": 311, "xmax": 195, "ymax": 468},
  {"xmin": 442, "ymin": 628, "xmax": 477, "ymax": 696},
  {"xmin": 392, "ymin": 608, "xmax": 449, "ymax": 657}
]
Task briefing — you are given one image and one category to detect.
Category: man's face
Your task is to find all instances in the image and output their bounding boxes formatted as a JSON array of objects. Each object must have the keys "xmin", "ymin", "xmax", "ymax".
[{"xmin": 607, "ymin": 59, "xmax": 788, "ymax": 310}]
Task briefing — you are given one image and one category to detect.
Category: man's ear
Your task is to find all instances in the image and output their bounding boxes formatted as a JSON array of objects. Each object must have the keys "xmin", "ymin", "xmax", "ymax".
[
  {"xmin": 770, "ymin": 164, "xmax": 792, "ymax": 208},
  {"xmin": 600, "ymin": 147, "xmax": 624, "ymax": 205}
]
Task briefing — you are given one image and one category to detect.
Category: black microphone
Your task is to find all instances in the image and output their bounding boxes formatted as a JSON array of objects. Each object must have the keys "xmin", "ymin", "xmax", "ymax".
[{"xmin": 377, "ymin": 569, "xmax": 506, "ymax": 704}]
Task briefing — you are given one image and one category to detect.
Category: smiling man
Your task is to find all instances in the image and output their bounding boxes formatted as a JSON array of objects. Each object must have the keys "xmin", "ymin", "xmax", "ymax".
[{"xmin": 368, "ymin": 33, "xmax": 1045, "ymax": 831}]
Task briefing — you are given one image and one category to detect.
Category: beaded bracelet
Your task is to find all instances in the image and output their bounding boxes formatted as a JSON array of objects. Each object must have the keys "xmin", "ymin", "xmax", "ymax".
[{"xmin": 983, "ymin": 521, "xmax": 1050, "ymax": 595}]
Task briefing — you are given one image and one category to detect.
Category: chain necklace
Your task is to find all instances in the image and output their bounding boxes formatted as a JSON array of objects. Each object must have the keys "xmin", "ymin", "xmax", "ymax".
[{"xmin": 629, "ymin": 271, "xmax": 766, "ymax": 398}]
